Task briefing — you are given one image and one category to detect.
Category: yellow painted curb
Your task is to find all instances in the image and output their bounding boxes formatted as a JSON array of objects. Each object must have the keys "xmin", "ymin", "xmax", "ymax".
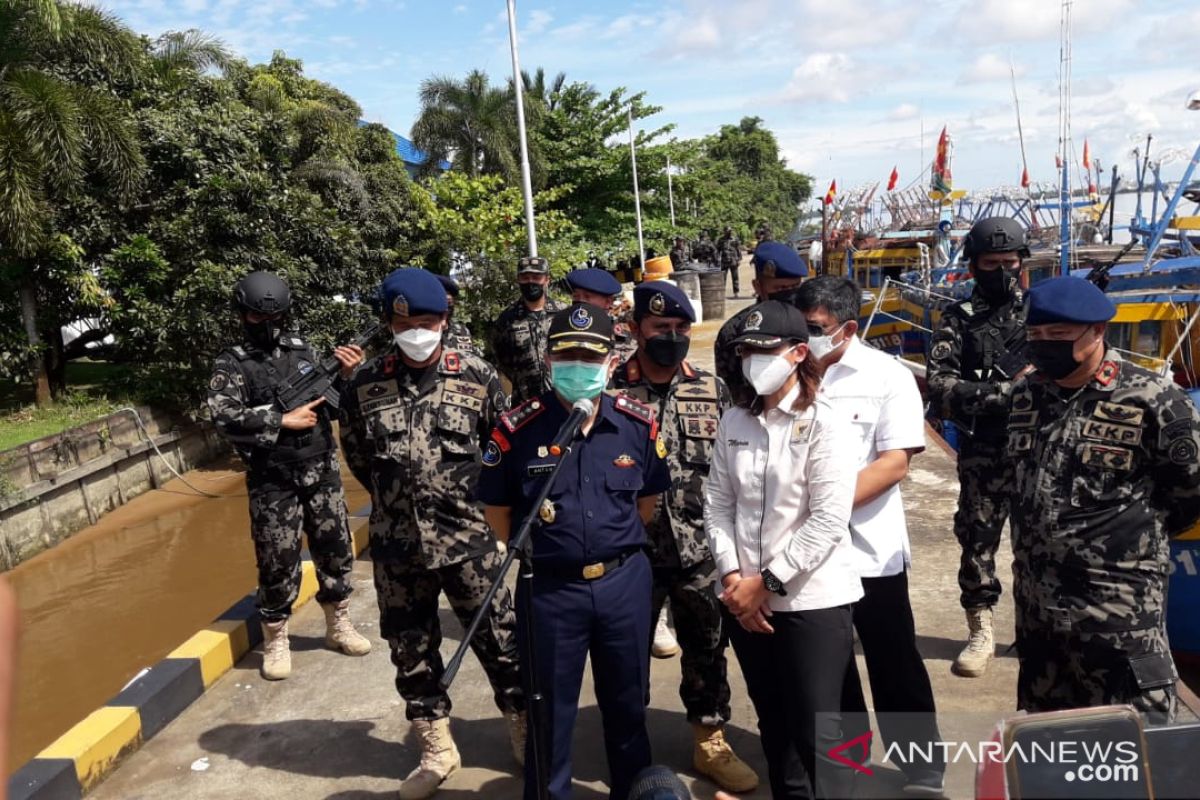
[
  {"xmin": 351, "ymin": 517, "xmax": 369, "ymax": 555},
  {"xmin": 38, "ymin": 705, "xmax": 142, "ymax": 791},
  {"xmin": 295, "ymin": 560, "xmax": 319, "ymax": 609},
  {"xmin": 167, "ymin": 619, "xmax": 251, "ymax": 687}
]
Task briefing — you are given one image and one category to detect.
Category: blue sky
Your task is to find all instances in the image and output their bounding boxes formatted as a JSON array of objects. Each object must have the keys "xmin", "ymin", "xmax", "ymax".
[{"xmin": 90, "ymin": 0, "xmax": 1199, "ymax": 200}]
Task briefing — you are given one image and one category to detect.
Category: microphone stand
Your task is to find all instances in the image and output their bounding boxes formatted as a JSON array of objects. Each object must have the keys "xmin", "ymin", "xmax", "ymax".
[{"xmin": 441, "ymin": 417, "xmax": 587, "ymax": 800}]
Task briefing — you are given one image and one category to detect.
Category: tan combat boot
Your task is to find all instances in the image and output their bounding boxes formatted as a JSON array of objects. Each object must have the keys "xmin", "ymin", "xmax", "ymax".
[
  {"xmin": 260, "ymin": 619, "xmax": 291, "ymax": 681},
  {"xmin": 398, "ymin": 718, "xmax": 462, "ymax": 800},
  {"xmin": 952, "ymin": 606, "xmax": 995, "ymax": 677},
  {"xmin": 322, "ymin": 599, "xmax": 372, "ymax": 656},
  {"xmin": 505, "ymin": 710, "xmax": 527, "ymax": 766},
  {"xmin": 693, "ymin": 723, "xmax": 759, "ymax": 793}
]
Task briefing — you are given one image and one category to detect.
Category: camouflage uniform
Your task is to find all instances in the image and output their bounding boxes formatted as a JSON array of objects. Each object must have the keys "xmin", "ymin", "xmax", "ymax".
[
  {"xmin": 207, "ymin": 336, "xmax": 355, "ymax": 622},
  {"xmin": 926, "ymin": 286, "xmax": 1026, "ymax": 610},
  {"xmin": 669, "ymin": 242, "xmax": 691, "ymax": 270},
  {"xmin": 1006, "ymin": 351, "xmax": 1200, "ymax": 718},
  {"xmin": 714, "ymin": 305, "xmax": 756, "ymax": 408},
  {"xmin": 716, "ymin": 233, "xmax": 742, "ymax": 294},
  {"xmin": 442, "ymin": 318, "xmax": 479, "ymax": 356},
  {"xmin": 692, "ymin": 237, "xmax": 717, "ymax": 269},
  {"xmin": 610, "ymin": 358, "xmax": 733, "ymax": 726},
  {"xmin": 489, "ymin": 296, "xmax": 565, "ymax": 405},
  {"xmin": 339, "ymin": 346, "xmax": 524, "ymax": 721}
]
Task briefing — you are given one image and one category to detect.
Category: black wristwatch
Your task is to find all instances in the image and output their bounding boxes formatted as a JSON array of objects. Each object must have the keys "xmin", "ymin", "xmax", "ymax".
[{"xmin": 761, "ymin": 568, "xmax": 787, "ymax": 597}]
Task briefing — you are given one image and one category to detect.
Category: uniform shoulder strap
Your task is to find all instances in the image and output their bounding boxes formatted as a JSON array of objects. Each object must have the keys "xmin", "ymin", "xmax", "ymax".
[
  {"xmin": 499, "ymin": 397, "xmax": 547, "ymax": 433},
  {"xmin": 612, "ymin": 394, "xmax": 659, "ymax": 440}
]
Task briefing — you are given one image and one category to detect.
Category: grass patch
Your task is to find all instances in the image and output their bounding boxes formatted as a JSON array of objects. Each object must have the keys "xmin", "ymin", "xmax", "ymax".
[{"xmin": 0, "ymin": 393, "xmax": 131, "ymax": 452}]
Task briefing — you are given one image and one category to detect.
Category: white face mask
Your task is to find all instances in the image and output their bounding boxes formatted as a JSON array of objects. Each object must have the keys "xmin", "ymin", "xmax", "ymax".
[
  {"xmin": 807, "ymin": 323, "xmax": 848, "ymax": 361},
  {"xmin": 741, "ymin": 348, "xmax": 797, "ymax": 396},
  {"xmin": 394, "ymin": 326, "xmax": 442, "ymax": 361}
]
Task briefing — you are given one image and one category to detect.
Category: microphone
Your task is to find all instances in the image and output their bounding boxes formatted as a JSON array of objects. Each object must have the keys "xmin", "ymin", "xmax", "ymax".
[{"xmin": 548, "ymin": 398, "xmax": 594, "ymax": 456}]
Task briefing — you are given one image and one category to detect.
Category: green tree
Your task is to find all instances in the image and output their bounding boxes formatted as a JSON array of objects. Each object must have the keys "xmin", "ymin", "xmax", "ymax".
[
  {"xmin": 410, "ymin": 69, "xmax": 537, "ymax": 183},
  {"xmin": 0, "ymin": 0, "xmax": 145, "ymax": 405}
]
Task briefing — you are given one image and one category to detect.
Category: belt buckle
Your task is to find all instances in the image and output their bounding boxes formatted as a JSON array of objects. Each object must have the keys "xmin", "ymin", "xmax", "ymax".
[{"xmin": 582, "ymin": 562, "xmax": 606, "ymax": 580}]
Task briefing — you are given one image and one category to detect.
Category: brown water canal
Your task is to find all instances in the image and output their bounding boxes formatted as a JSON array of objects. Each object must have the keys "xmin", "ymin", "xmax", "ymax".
[{"xmin": 6, "ymin": 457, "xmax": 368, "ymax": 769}]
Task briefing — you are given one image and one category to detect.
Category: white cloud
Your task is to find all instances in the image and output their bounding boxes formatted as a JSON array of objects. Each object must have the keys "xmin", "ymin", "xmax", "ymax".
[
  {"xmin": 527, "ymin": 9, "xmax": 553, "ymax": 35},
  {"xmin": 952, "ymin": 0, "xmax": 1133, "ymax": 44},
  {"xmin": 453, "ymin": 4, "xmax": 466, "ymax": 14},
  {"xmin": 781, "ymin": 53, "xmax": 861, "ymax": 104},
  {"xmin": 888, "ymin": 103, "xmax": 920, "ymax": 121},
  {"xmin": 962, "ymin": 53, "xmax": 1025, "ymax": 84}
]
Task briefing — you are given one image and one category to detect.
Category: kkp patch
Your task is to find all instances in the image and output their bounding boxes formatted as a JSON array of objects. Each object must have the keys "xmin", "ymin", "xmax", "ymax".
[
  {"xmin": 482, "ymin": 440, "xmax": 502, "ymax": 466},
  {"xmin": 208, "ymin": 371, "xmax": 229, "ymax": 392},
  {"xmin": 930, "ymin": 341, "xmax": 952, "ymax": 361},
  {"xmin": 1169, "ymin": 438, "xmax": 1199, "ymax": 466},
  {"xmin": 297, "ymin": 360, "xmax": 314, "ymax": 375},
  {"xmin": 744, "ymin": 310, "xmax": 764, "ymax": 331}
]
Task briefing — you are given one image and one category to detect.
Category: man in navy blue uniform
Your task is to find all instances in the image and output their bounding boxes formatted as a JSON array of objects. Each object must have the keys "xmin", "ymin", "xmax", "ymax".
[{"xmin": 478, "ymin": 301, "xmax": 672, "ymax": 800}]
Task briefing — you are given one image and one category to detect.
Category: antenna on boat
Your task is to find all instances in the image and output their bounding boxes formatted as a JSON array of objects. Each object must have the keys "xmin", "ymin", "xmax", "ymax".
[{"xmin": 1009, "ymin": 55, "xmax": 1031, "ymax": 201}]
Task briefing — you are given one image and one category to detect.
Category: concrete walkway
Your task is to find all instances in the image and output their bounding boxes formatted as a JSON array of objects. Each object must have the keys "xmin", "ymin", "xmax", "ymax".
[{"xmin": 90, "ymin": 263, "xmax": 1022, "ymax": 800}]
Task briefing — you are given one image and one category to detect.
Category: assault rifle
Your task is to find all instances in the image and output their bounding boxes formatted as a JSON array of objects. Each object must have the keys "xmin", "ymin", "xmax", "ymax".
[
  {"xmin": 275, "ymin": 320, "xmax": 383, "ymax": 412},
  {"xmin": 1084, "ymin": 239, "xmax": 1138, "ymax": 291}
]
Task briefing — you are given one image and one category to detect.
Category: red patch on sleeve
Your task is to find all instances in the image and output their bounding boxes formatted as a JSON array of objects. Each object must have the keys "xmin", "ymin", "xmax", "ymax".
[{"xmin": 491, "ymin": 428, "xmax": 511, "ymax": 452}]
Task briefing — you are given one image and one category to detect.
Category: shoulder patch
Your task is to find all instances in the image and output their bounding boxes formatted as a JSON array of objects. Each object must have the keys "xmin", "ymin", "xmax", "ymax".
[
  {"xmin": 441, "ymin": 350, "xmax": 461, "ymax": 373},
  {"xmin": 930, "ymin": 341, "xmax": 953, "ymax": 362},
  {"xmin": 500, "ymin": 397, "xmax": 545, "ymax": 433},
  {"xmin": 208, "ymin": 371, "xmax": 231, "ymax": 392},
  {"xmin": 1094, "ymin": 360, "xmax": 1120, "ymax": 387},
  {"xmin": 682, "ymin": 375, "xmax": 719, "ymax": 400}
]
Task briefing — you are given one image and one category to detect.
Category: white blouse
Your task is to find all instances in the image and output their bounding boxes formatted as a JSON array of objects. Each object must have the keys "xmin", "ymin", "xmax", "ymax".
[{"xmin": 704, "ymin": 385, "xmax": 863, "ymax": 613}]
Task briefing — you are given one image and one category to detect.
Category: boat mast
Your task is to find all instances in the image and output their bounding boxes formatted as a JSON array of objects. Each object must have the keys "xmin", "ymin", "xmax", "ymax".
[{"xmin": 1057, "ymin": 0, "xmax": 1074, "ymax": 275}]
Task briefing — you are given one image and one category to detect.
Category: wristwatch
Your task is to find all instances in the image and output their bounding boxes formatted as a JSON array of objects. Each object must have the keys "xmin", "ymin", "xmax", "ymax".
[{"xmin": 760, "ymin": 568, "xmax": 787, "ymax": 597}]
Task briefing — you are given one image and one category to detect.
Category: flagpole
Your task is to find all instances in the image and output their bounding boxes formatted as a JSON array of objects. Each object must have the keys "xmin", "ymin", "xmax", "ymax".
[
  {"xmin": 628, "ymin": 106, "xmax": 645, "ymax": 269},
  {"xmin": 820, "ymin": 197, "xmax": 828, "ymax": 276},
  {"xmin": 506, "ymin": 0, "xmax": 538, "ymax": 257}
]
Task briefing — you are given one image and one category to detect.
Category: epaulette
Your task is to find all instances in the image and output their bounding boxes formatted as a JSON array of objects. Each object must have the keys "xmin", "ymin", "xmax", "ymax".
[
  {"xmin": 680, "ymin": 360, "xmax": 697, "ymax": 379},
  {"xmin": 613, "ymin": 394, "xmax": 659, "ymax": 440},
  {"xmin": 229, "ymin": 345, "xmax": 250, "ymax": 360},
  {"xmin": 499, "ymin": 397, "xmax": 546, "ymax": 433},
  {"xmin": 1095, "ymin": 359, "xmax": 1121, "ymax": 388}
]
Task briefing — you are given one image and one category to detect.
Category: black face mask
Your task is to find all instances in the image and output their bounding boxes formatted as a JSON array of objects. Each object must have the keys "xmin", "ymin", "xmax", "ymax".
[
  {"xmin": 244, "ymin": 319, "xmax": 281, "ymax": 351},
  {"xmin": 1028, "ymin": 333, "xmax": 1087, "ymax": 380},
  {"xmin": 519, "ymin": 282, "xmax": 545, "ymax": 303},
  {"xmin": 973, "ymin": 268, "xmax": 1013, "ymax": 301},
  {"xmin": 645, "ymin": 332, "xmax": 691, "ymax": 368}
]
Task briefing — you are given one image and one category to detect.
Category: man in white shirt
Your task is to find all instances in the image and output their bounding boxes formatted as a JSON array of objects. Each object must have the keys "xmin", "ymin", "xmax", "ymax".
[{"xmin": 797, "ymin": 277, "xmax": 945, "ymax": 796}]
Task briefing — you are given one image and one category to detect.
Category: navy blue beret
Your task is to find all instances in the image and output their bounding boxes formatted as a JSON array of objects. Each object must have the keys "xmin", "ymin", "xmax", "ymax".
[
  {"xmin": 752, "ymin": 241, "xmax": 808, "ymax": 279},
  {"xmin": 633, "ymin": 281, "xmax": 695, "ymax": 322},
  {"xmin": 380, "ymin": 267, "xmax": 448, "ymax": 318},
  {"xmin": 1026, "ymin": 276, "xmax": 1115, "ymax": 326},
  {"xmin": 435, "ymin": 273, "xmax": 460, "ymax": 297},
  {"xmin": 566, "ymin": 267, "xmax": 622, "ymax": 297}
]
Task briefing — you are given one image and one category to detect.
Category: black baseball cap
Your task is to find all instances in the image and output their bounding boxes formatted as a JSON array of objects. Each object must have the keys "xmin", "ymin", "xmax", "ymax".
[
  {"xmin": 732, "ymin": 300, "xmax": 810, "ymax": 349},
  {"xmin": 548, "ymin": 302, "xmax": 614, "ymax": 354}
]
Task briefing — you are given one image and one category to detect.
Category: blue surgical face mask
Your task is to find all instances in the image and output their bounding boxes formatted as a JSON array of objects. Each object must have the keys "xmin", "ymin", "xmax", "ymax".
[{"xmin": 551, "ymin": 359, "xmax": 610, "ymax": 404}]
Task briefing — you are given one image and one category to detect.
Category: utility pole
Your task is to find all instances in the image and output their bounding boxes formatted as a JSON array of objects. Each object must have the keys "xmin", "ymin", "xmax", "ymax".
[
  {"xmin": 667, "ymin": 155, "xmax": 676, "ymax": 228},
  {"xmin": 506, "ymin": 0, "xmax": 537, "ymax": 256},
  {"xmin": 628, "ymin": 106, "xmax": 645, "ymax": 268}
]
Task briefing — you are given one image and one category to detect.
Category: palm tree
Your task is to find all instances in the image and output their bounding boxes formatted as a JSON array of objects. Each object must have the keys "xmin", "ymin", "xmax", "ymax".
[
  {"xmin": 0, "ymin": 0, "xmax": 145, "ymax": 405},
  {"xmin": 520, "ymin": 67, "xmax": 566, "ymax": 111},
  {"xmin": 410, "ymin": 69, "xmax": 524, "ymax": 181}
]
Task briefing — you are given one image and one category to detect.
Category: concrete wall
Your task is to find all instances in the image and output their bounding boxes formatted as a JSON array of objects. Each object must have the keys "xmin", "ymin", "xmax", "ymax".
[{"xmin": 0, "ymin": 407, "xmax": 227, "ymax": 571}]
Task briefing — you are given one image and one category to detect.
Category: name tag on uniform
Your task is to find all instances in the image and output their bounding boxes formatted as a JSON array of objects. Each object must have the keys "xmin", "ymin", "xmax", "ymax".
[
  {"xmin": 358, "ymin": 380, "xmax": 400, "ymax": 415},
  {"xmin": 1081, "ymin": 419, "xmax": 1142, "ymax": 446},
  {"xmin": 527, "ymin": 462, "xmax": 555, "ymax": 476},
  {"xmin": 682, "ymin": 416, "xmax": 719, "ymax": 440},
  {"xmin": 791, "ymin": 420, "xmax": 813, "ymax": 444},
  {"xmin": 678, "ymin": 400, "xmax": 719, "ymax": 417},
  {"xmin": 1009, "ymin": 410, "xmax": 1037, "ymax": 428},
  {"xmin": 1080, "ymin": 443, "xmax": 1134, "ymax": 471}
]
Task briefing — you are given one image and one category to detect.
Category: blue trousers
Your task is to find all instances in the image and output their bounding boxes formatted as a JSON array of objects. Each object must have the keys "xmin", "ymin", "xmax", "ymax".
[{"xmin": 517, "ymin": 550, "xmax": 653, "ymax": 800}]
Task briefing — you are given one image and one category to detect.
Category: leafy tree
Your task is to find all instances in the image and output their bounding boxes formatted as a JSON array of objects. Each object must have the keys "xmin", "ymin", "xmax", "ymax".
[{"xmin": 0, "ymin": 0, "xmax": 144, "ymax": 405}]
